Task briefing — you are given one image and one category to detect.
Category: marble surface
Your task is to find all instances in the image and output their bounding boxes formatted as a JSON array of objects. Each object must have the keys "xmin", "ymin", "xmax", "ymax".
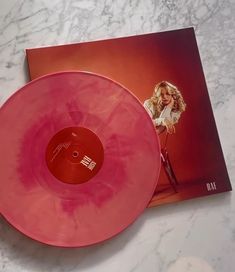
[{"xmin": 0, "ymin": 0, "xmax": 235, "ymax": 271}]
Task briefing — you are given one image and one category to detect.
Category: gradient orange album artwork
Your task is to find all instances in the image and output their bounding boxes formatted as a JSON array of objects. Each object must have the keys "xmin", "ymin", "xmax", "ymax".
[{"xmin": 26, "ymin": 27, "xmax": 232, "ymax": 207}]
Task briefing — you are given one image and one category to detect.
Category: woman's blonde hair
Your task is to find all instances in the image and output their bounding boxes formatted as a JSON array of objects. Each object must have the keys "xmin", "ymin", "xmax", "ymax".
[{"xmin": 151, "ymin": 81, "xmax": 186, "ymax": 116}]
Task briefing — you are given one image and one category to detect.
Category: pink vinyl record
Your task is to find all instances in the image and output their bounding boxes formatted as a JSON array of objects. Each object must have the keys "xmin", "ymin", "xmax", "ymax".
[{"xmin": 0, "ymin": 71, "xmax": 160, "ymax": 247}]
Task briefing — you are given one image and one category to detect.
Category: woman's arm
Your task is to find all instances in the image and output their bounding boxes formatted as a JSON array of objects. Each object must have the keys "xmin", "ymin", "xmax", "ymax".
[{"xmin": 143, "ymin": 100, "xmax": 167, "ymax": 133}]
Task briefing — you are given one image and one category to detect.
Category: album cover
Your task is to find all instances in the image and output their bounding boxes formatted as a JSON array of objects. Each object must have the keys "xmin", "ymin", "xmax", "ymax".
[{"xmin": 26, "ymin": 27, "xmax": 232, "ymax": 207}]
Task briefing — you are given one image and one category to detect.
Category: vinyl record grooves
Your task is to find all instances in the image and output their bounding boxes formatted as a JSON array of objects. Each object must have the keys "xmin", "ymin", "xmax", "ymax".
[{"xmin": 0, "ymin": 71, "xmax": 161, "ymax": 247}]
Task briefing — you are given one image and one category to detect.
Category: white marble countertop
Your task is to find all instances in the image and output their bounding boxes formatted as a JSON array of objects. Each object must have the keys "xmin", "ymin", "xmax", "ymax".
[{"xmin": 0, "ymin": 0, "xmax": 234, "ymax": 271}]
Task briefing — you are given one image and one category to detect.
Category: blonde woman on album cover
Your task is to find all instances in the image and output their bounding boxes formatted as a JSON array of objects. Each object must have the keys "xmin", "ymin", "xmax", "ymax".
[
  {"xmin": 144, "ymin": 81, "xmax": 186, "ymax": 192},
  {"xmin": 144, "ymin": 81, "xmax": 186, "ymax": 135}
]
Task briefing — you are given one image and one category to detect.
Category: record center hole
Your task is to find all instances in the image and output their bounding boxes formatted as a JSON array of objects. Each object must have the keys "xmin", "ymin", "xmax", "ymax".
[{"xmin": 72, "ymin": 151, "xmax": 79, "ymax": 158}]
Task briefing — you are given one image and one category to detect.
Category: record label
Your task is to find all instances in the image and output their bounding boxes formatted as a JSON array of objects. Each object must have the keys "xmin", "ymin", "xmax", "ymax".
[{"xmin": 46, "ymin": 127, "xmax": 104, "ymax": 184}]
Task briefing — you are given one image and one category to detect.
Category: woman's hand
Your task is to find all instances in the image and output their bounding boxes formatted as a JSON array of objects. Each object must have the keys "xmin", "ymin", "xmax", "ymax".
[{"xmin": 164, "ymin": 118, "xmax": 175, "ymax": 134}]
